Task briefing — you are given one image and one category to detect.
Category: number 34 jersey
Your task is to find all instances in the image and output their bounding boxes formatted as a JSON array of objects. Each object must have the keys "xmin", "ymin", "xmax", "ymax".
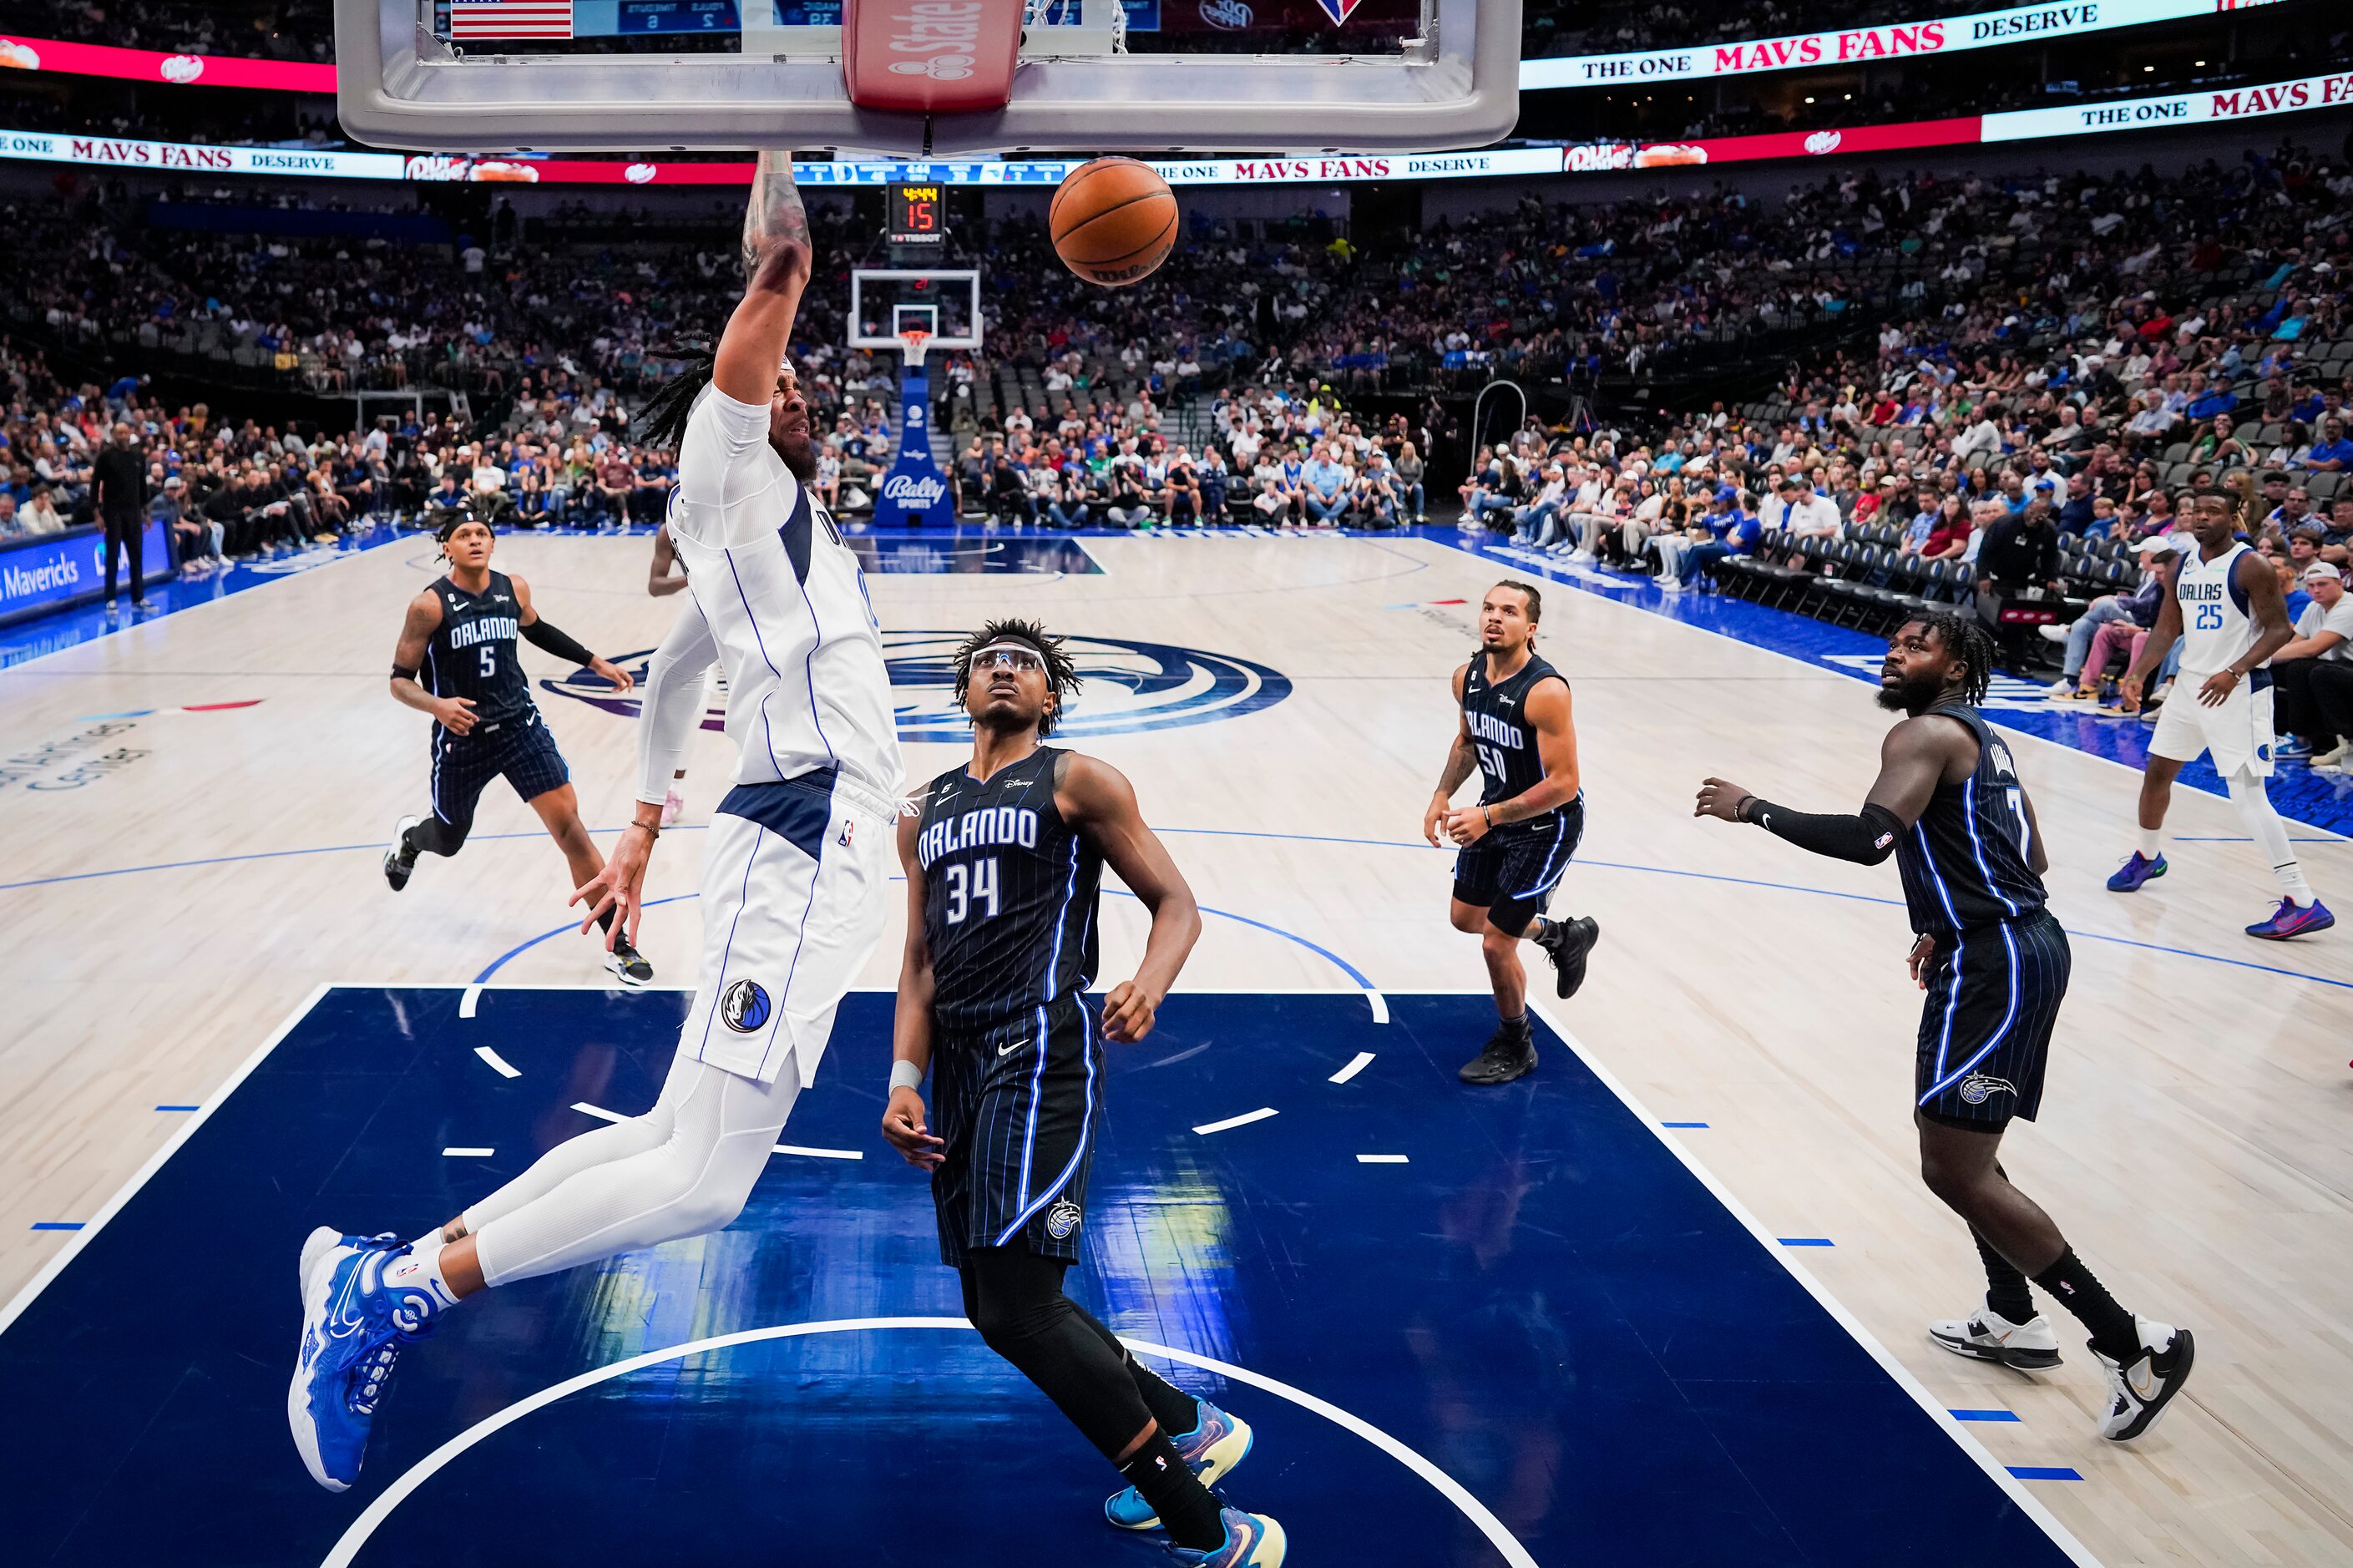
[{"xmin": 913, "ymin": 746, "xmax": 1102, "ymax": 1033}]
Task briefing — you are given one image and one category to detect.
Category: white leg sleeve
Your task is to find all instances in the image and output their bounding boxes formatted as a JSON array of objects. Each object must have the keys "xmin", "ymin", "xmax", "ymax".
[
  {"xmin": 455, "ymin": 1046, "xmax": 701, "ymax": 1237},
  {"xmin": 470, "ymin": 1054, "xmax": 803, "ymax": 1287},
  {"xmin": 2226, "ymin": 767, "xmax": 2315, "ymax": 905}
]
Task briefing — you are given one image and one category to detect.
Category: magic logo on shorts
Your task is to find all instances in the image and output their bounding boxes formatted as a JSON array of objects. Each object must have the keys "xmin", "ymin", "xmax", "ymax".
[
  {"xmin": 1956, "ymin": 1072, "xmax": 2016, "ymax": 1105},
  {"xmin": 719, "ymin": 979, "xmax": 772, "ymax": 1033},
  {"xmin": 542, "ymin": 630, "xmax": 1292, "ymax": 741},
  {"xmin": 1045, "ymin": 1199, "xmax": 1084, "ymax": 1241}
]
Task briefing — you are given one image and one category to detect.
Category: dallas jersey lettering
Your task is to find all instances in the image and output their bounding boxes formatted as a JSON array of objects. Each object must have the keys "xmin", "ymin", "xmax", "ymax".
[
  {"xmin": 650, "ymin": 386, "xmax": 900, "ymax": 804},
  {"xmin": 426, "ymin": 569, "xmax": 531, "ymax": 726},
  {"xmin": 1462, "ymin": 649, "xmax": 1565, "ymax": 817},
  {"xmin": 2173, "ymin": 539, "xmax": 2258, "ymax": 677},
  {"xmin": 914, "ymin": 746, "xmax": 1101, "ymax": 1033},
  {"xmin": 1894, "ymin": 703, "xmax": 2047, "ymax": 936}
]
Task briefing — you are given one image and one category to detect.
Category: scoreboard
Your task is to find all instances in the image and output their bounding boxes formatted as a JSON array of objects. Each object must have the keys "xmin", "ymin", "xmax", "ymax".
[{"xmin": 887, "ymin": 183, "xmax": 946, "ymax": 259}]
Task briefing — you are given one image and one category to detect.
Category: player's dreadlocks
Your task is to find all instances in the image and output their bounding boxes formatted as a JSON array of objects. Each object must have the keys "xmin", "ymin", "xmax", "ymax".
[
  {"xmin": 633, "ymin": 343, "xmax": 717, "ymax": 452},
  {"xmin": 954, "ymin": 618, "xmax": 1082, "ymax": 736},
  {"xmin": 1905, "ymin": 607, "xmax": 1996, "ymax": 706}
]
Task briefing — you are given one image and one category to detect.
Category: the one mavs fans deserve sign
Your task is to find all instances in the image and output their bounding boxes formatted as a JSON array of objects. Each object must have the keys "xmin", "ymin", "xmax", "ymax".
[
  {"xmin": 546, "ymin": 630, "xmax": 1291, "ymax": 739},
  {"xmin": 872, "ymin": 357, "xmax": 953, "ymax": 528}
]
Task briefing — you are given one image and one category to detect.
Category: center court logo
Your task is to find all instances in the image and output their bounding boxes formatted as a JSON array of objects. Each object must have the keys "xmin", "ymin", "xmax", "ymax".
[{"xmin": 543, "ymin": 630, "xmax": 1292, "ymax": 741}]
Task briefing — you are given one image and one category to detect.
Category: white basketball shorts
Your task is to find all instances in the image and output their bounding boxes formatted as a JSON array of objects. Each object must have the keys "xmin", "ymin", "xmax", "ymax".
[
  {"xmin": 2148, "ymin": 669, "xmax": 2275, "ymax": 779},
  {"xmin": 679, "ymin": 766, "xmax": 894, "ymax": 1085}
]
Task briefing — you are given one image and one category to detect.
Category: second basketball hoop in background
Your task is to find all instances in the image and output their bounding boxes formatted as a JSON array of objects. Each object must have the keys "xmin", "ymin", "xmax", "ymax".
[{"xmin": 1050, "ymin": 158, "xmax": 1177, "ymax": 288}]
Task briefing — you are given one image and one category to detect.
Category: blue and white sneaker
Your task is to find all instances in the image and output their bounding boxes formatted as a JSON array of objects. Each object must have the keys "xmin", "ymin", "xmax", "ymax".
[
  {"xmin": 2106, "ymin": 851, "xmax": 2168, "ymax": 893},
  {"xmin": 1168, "ymin": 1508, "xmax": 1286, "ymax": 1566},
  {"xmin": 287, "ymin": 1227, "xmax": 442, "ymax": 1491},
  {"xmin": 1106, "ymin": 1401, "xmax": 1254, "ymax": 1530},
  {"xmin": 2246, "ymin": 898, "xmax": 2335, "ymax": 940}
]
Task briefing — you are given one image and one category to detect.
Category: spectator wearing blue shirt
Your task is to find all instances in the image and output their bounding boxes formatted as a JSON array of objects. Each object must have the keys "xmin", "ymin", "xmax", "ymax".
[
  {"xmin": 2304, "ymin": 417, "xmax": 2353, "ymax": 473},
  {"xmin": 2183, "ymin": 382, "xmax": 2238, "ymax": 422},
  {"xmin": 1300, "ymin": 443, "xmax": 1349, "ymax": 525},
  {"xmin": 1681, "ymin": 493, "xmax": 1762, "ymax": 590}
]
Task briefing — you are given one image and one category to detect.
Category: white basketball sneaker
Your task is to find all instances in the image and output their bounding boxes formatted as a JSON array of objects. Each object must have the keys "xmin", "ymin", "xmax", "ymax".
[
  {"xmin": 2094, "ymin": 1318, "xmax": 2195, "ymax": 1441},
  {"xmin": 1927, "ymin": 1306, "xmax": 2062, "ymax": 1371}
]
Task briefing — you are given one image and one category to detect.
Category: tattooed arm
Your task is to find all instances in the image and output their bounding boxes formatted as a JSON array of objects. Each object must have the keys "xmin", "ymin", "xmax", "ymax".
[{"xmin": 713, "ymin": 149, "xmax": 814, "ymax": 406}]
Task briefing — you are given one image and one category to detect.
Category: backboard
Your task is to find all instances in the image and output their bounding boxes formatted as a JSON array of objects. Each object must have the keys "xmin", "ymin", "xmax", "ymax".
[
  {"xmin": 332, "ymin": 0, "xmax": 1519, "ymax": 156},
  {"xmin": 848, "ymin": 269, "xmax": 983, "ymax": 354}
]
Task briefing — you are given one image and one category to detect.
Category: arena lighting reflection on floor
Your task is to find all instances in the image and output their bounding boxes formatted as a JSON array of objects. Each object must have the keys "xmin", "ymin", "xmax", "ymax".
[{"xmin": 0, "ymin": 987, "xmax": 2087, "ymax": 1567}]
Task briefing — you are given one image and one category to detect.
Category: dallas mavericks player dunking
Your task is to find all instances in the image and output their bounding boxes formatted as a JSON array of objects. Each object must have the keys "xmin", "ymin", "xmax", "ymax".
[
  {"xmin": 879, "ymin": 620, "xmax": 1283, "ymax": 1566},
  {"xmin": 2111, "ymin": 492, "xmax": 2332, "ymax": 938},
  {"xmin": 1425, "ymin": 581, "xmax": 1600, "ymax": 1085},
  {"xmin": 381, "ymin": 510, "xmax": 653, "ymax": 985},
  {"xmin": 1696, "ymin": 609, "xmax": 2195, "ymax": 1444},
  {"xmin": 290, "ymin": 151, "xmax": 903, "ymax": 1492}
]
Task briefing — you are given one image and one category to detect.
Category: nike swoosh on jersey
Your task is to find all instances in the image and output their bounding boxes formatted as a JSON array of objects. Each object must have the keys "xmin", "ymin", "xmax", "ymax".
[{"xmin": 997, "ymin": 1038, "xmax": 1030, "ymax": 1056}]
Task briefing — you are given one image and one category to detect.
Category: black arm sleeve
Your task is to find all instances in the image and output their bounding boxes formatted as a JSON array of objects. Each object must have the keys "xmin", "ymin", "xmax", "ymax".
[
  {"xmin": 521, "ymin": 616, "xmax": 596, "ymax": 666},
  {"xmin": 1738, "ymin": 797, "xmax": 1906, "ymax": 866}
]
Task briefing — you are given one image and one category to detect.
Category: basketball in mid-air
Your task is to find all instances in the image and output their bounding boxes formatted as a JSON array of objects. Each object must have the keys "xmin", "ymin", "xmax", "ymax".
[{"xmin": 1050, "ymin": 157, "xmax": 1177, "ymax": 288}]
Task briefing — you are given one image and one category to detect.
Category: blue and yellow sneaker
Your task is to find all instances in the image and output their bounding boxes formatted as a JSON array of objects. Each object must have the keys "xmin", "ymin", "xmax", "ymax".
[
  {"xmin": 1106, "ymin": 1401, "xmax": 1255, "ymax": 1530},
  {"xmin": 287, "ymin": 1227, "xmax": 441, "ymax": 1491},
  {"xmin": 1169, "ymin": 1508, "xmax": 1286, "ymax": 1566},
  {"xmin": 2246, "ymin": 898, "xmax": 2334, "ymax": 940},
  {"xmin": 2106, "ymin": 852, "xmax": 2168, "ymax": 892}
]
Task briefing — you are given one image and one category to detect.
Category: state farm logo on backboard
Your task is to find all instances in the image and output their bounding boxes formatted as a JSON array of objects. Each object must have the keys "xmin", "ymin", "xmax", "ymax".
[{"xmin": 883, "ymin": 0, "xmax": 981, "ymax": 80}]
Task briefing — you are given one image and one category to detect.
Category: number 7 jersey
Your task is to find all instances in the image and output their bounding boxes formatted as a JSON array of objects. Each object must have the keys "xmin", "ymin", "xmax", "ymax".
[
  {"xmin": 914, "ymin": 746, "xmax": 1102, "ymax": 1032},
  {"xmin": 1895, "ymin": 703, "xmax": 2048, "ymax": 937}
]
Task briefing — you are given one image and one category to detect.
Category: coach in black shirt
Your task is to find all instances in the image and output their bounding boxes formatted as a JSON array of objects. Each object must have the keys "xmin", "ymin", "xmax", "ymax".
[
  {"xmin": 91, "ymin": 422, "xmax": 151, "ymax": 612},
  {"xmin": 1976, "ymin": 500, "xmax": 2064, "ymax": 673}
]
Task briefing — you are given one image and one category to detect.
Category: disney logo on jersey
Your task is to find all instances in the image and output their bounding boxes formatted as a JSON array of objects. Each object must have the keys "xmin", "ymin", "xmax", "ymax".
[{"xmin": 542, "ymin": 630, "xmax": 1291, "ymax": 740}]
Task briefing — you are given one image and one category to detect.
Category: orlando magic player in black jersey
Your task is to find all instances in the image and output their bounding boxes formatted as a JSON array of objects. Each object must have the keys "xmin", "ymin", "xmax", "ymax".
[
  {"xmin": 382, "ymin": 511, "xmax": 654, "ymax": 984},
  {"xmin": 1696, "ymin": 609, "xmax": 2194, "ymax": 1443},
  {"xmin": 882, "ymin": 620, "xmax": 1283, "ymax": 1567},
  {"xmin": 1427, "ymin": 581, "xmax": 1601, "ymax": 1085}
]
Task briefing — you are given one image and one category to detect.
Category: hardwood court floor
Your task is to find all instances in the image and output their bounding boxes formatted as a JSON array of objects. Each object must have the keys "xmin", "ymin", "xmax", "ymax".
[{"xmin": 2, "ymin": 527, "xmax": 2348, "ymax": 1566}]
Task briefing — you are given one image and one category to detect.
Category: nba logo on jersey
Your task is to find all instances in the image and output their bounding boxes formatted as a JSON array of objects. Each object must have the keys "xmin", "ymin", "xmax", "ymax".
[
  {"xmin": 719, "ymin": 979, "xmax": 772, "ymax": 1033},
  {"xmin": 1045, "ymin": 1199, "xmax": 1084, "ymax": 1241}
]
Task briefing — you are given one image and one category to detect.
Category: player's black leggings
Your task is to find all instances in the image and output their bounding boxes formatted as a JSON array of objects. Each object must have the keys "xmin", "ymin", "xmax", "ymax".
[
  {"xmin": 405, "ymin": 817, "xmax": 471, "ymax": 857},
  {"xmin": 959, "ymin": 1244, "xmax": 1199, "ymax": 1460}
]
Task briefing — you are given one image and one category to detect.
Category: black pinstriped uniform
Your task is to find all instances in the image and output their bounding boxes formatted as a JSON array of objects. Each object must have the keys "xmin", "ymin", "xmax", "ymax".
[
  {"xmin": 421, "ymin": 570, "xmax": 568, "ymax": 833},
  {"xmin": 1898, "ymin": 704, "xmax": 2071, "ymax": 1129},
  {"xmin": 915, "ymin": 745, "xmax": 1106, "ymax": 1266},
  {"xmin": 1453, "ymin": 648, "xmax": 1584, "ymax": 935}
]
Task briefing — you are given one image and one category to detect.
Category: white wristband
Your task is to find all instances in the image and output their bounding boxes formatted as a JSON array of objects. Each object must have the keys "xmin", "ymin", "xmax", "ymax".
[{"xmin": 888, "ymin": 1060, "xmax": 924, "ymax": 1094}]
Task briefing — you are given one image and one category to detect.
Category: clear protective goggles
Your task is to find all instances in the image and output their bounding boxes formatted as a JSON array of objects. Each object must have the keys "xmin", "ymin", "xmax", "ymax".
[{"xmin": 969, "ymin": 642, "xmax": 1045, "ymax": 675}]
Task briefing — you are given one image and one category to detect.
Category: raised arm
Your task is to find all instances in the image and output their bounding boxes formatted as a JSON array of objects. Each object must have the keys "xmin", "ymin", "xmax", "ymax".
[
  {"xmin": 1694, "ymin": 714, "xmax": 1967, "ymax": 863},
  {"xmin": 713, "ymin": 150, "xmax": 813, "ymax": 407},
  {"xmin": 882, "ymin": 802, "xmax": 946, "ymax": 1170},
  {"xmin": 1057, "ymin": 753, "xmax": 1202, "ymax": 1044},
  {"xmin": 1424, "ymin": 662, "xmax": 1478, "ymax": 846}
]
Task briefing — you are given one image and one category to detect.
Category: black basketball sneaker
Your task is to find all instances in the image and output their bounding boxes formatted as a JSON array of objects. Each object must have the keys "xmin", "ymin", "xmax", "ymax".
[
  {"xmin": 1459, "ymin": 1017, "xmax": 1537, "ymax": 1085},
  {"xmin": 1535, "ymin": 915, "xmax": 1601, "ymax": 999},
  {"xmin": 604, "ymin": 938, "xmax": 655, "ymax": 989},
  {"xmin": 383, "ymin": 816, "xmax": 421, "ymax": 892}
]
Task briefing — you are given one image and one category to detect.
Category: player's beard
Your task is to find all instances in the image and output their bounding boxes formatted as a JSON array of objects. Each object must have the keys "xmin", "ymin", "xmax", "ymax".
[
  {"xmin": 772, "ymin": 435, "xmax": 817, "ymax": 483},
  {"xmin": 1876, "ymin": 667, "xmax": 1944, "ymax": 714}
]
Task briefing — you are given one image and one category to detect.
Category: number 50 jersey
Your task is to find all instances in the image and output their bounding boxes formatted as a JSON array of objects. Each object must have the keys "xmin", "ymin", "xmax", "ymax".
[{"xmin": 914, "ymin": 746, "xmax": 1103, "ymax": 1032}]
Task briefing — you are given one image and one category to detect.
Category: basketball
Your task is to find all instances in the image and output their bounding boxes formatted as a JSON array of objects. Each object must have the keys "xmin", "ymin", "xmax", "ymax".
[{"xmin": 1049, "ymin": 157, "xmax": 1177, "ymax": 289}]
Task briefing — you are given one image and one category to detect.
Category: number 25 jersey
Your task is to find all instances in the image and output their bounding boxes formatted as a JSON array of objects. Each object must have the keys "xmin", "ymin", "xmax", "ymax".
[{"xmin": 914, "ymin": 746, "xmax": 1102, "ymax": 1032}]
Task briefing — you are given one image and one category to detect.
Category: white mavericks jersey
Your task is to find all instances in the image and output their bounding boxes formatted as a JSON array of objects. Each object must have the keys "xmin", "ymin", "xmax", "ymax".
[
  {"xmin": 2173, "ymin": 539, "xmax": 2259, "ymax": 678},
  {"xmin": 636, "ymin": 387, "xmax": 901, "ymax": 807}
]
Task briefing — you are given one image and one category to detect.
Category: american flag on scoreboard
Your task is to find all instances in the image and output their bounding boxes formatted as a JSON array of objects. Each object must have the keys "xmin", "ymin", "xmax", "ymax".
[{"xmin": 448, "ymin": 0, "xmax": 574, "ymax": 39}]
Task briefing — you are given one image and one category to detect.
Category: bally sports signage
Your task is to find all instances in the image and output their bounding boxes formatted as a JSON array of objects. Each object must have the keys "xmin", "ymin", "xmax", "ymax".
[{"xmin": 1521, "ymin": 0, "xmax": 2282, "ymax": 89}]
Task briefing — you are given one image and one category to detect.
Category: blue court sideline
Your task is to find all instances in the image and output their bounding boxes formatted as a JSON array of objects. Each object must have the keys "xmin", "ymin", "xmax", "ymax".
[{"xmin": 0, "ymin": 988, "xmax": 2082, "ymax": 1567}]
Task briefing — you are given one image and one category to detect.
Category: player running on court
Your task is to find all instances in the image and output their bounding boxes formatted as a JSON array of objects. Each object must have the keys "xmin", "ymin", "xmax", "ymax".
[
  {"xmin": 881, "ymin": 619, "xmax": 1283, "ymax": 1566},
  {"xmin": 291, "ymin": 150, "xmax": 903, "ymax": 1492},
  {"xmin": 2108, "ymin": 491, "xmax": 2332, "ymax": 938},
  {"xmin": 1694, "ymin": 608, "xmax": 2194, "ymax": 1443},
  {"xmin": 1426, "ymin": 580, "xmax": 1600, "ymax": 1085},
  {"xmin": 381, "ymin": 508, "xmax": 652, "ymax": 985}
]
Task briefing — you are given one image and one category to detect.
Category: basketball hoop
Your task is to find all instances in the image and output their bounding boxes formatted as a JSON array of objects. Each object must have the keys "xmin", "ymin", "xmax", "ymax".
[{"xmin": 897, "ymin": 328, "xmax": 934, "ymax": 368}]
